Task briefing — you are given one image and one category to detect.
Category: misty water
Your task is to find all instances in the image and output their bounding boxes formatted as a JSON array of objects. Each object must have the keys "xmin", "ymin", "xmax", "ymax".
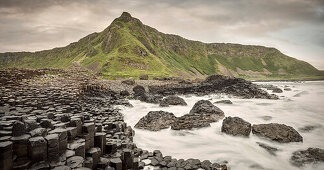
[{"xmin": 120, "ymin": 81, "xmax": 324, "ymax": 170}]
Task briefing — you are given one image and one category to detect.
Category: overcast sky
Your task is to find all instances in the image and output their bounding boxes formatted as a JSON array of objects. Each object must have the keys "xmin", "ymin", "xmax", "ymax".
[{"xmin": 0, "ymin": 0, "xmax": 323, "ymax": 69}]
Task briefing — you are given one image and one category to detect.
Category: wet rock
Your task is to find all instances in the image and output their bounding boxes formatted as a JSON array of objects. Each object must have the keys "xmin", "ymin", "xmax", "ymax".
[
  {"xmin": 86, "ymin": 147, "xmax": 101, "ymax": 169},
  {"xmin": 120, "ymin": 90, "xmax": 130, "ymax": 97},
  {"xmin": 11, "ymin": 134, "xmax": 31, "ymax": 158},
  {"xmin": 45, "ymin": 134, "xmax": 59, "ymax": 160},
  {"xmin": 110, "ymin": 158, "xmax": 122, "ymax": 170},
  {"xmin": 221, "ymin": 117, "xmax": 251, "ymax": 136},
  {"xmin": 171, "ymin": 114, "xmax": 211, "ymax": 130},
  {"xmin": 49, "ymin": 128, "xmax": 68, "ymax": 154},
  {"xmin": 133, "ymin": 85, "xmax": 145, "ymax": 97},
  {"xmin": 68, "ymin": 140, "xmax": 85, "ymax": 158},
  {"xmin": 12, "ymin": 121, "xmax": 26, "ymax": 137},
  {"xmin": 67, "ymin": 156, "xmax": 84, "ymax": 169},
  {"xmin": 66, "ymin": 127, "xmax": 77, "ymax": 140},
  {"xmin": 252, "ymin": 123, "xmax": 303, "ymax": 143},
  {"xmin": 40, "ymin": 119, "xmax": 54, "ymax": 129},
  {"xmin": 25, "ymin": 119, "xmax": 39, "ymax": 131},
  {"xmin": 135, "ymin": 111, "xmax": 176, "ymax": 131},
  {"xmin": 299, "ymin": 125, "xmax": 321, "ymax": 133},
  {"xmin": 171, "ymin": 100, "xmax": 225, "ymax": 130},
  {"xmin": 29, "ymin": 128, "xmax": 48, "ymax": 137},
  {"xmin": 272, "ymin": 88, "xmax": 283, "ymax": 93},
  {"xmin": 94, "ymin": 132, "xmax": 106, "ymax": 154},
  {"xmin": 214, "ymin": 100, "xmax": 233, "ymax": 104},
  {"xmin": 28, "ymin": 136, "xmax": 47, "ymax": 161},
  {"xmin": 138, "ymin": 93, "xmax": 163, "ymax": 104},
  {"xmin": 29, "ymin": 161, "xmax": 50, "ymax": 170},
  {"xmin": 159, "ymin": 96, "xmax": 187, "ymax": 107},
  {"xmin": 290, "ymin": 148, "xmax": 324, "ymax": 166},
  {"xmin": 256, "ymin": 142, "xmax": 280, "ymax": 156},
  {"xmin": 189, "ymin": 100, "xmax": 225, "ymax": 122},
  {"xmin": 0, "ymin": 141, "xmax": 13, "ymax": 170}
]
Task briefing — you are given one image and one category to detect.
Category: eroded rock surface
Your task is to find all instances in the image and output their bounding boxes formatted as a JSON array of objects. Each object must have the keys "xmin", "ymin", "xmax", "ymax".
[
  {"xmin": 159, "ymin": 96, "xmax": 187, "ymax": 107},
  {"xmin": 221, "ymin": 117, "xmax": 251, "ymax": 136},
  {"xmin": 291, "ymin": 148, "xmax": 324, "ymax": 166},
  {"xmin": 134, "ymin": 111, "xmax": 177, "ymax": 131},
  {"xmin": 252, "ymin": 123, "xmax": 303, "ymax": 143}
]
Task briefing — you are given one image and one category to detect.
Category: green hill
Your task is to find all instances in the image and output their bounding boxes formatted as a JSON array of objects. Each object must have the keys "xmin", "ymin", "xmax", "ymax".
[{"xmin": 0, "ymin": 12, "xmax": 323, "ymax": 80}]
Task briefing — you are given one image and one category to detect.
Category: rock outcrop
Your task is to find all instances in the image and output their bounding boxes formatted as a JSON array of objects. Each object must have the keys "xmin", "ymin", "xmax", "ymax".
[
  {"xmin": 171, "ymin": 100, "xmax": 225, "ymax": 130},
  {"xmin": 134, "ymin": 111, "xmax": 177, "ymax": 131},
  {"xmin": 221, "ymin": 117, "xmax": 251, "ymax": 136},
  {"xmin": 149, "ymin": 75, "xmax": 278, "ymax": 99},
  {"xmin": 159, "ymin": 96, "xmax": 187, "ymax": 107},
  {"xmin": 214, "ymin": 100, "xmax": 233, "ymax": 104},
  {"xmin": 290, "ymin": 148, "xmax": 324, "ymax": 166},
  {"xmin": 252, "ymin": 123, "xmax": 303, "ymax": 143}
]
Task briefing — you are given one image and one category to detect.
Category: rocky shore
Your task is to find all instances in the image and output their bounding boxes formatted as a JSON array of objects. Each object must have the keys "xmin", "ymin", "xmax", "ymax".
[
  {"xmin": 0, "ymin": 68, "xmax": 229, "ymax": 170},
  {"xmin": 1, "ymin": 68, "xmax": 323, "ymax": 170}
]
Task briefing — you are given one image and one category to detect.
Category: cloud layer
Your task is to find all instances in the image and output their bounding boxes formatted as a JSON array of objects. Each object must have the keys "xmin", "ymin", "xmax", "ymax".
[{"xmin": 0, "ymin": 0, "xmax": 323, "ymax": 69}]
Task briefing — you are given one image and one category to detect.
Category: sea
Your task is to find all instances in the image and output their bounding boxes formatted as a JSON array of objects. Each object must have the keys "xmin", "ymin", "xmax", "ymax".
[{"xmin": 120, "ymin": 81, "xmax": 324, "ymax": 170}]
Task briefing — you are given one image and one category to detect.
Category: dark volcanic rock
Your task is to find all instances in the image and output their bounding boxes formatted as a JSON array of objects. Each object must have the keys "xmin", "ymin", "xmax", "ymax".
[
  {"xmin": 214, "ymin": 100, "xmax": 233, "ymax": 104},
  {"xmin": 133, "ymin": 85, "xmax": 145, "ymax": 97},
  {"xmin": 138, "ymin": 93, "xmax": 163, "ymax": 104},
  {"xmin": 171, "ymin": 100, "xmax": 225, "ymax": 130},
  {"xmin": 291, "ymin": 148, "xmax": 324, "ymax": 166},
  {"xmin": 135, "ymin": 111, "xmax": 176, "ymax": 131},
  {"xmin": 221, "ymin": 117, "xmax": 251, "ymax": 136},
  {"xmin": 171, "ymin": 114, "xmax": 211, "ymax": 130},
  {"xmin": 272, "ymin": 88, "xmax": 283, "ymax": 93},
  {"xmin": 159, "ymin": 96, "xmax": 187, "ymax": 107},
  {"xmin": 149, "ymin": 74, "xmax": 278, "ymax": 99},
  {"xmin": 189, "ymin": 100, "xmax": 224, "ymax": 121},
  {"xmin": 120, "ymin": 90, "xmax": 130, "ymax": 97},
  {"xmin": 256, "ymin": 142, "xmax": 280, "ymax": 156},
  {"xmin": 12, "ymin": 121, "xmax": 26, "ymax": 137},
  {"xmin": 252, "ymin": 123, "xmax": 303, "ymax": 143},
  {"xmin": 299, "ymin": 125, "xmax": 321, "ymax": 133}
]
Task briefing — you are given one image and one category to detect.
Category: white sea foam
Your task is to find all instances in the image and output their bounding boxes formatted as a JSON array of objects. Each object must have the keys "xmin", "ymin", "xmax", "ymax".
[{"xmin": 120, "ymin": 81, "xmax": 324, "ymax": 170}]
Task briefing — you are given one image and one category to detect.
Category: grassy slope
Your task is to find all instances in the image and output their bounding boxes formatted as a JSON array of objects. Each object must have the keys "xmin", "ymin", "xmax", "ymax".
[{"xmin": 0, "ymin": 12, "xmax": 323, "ymax": 80}]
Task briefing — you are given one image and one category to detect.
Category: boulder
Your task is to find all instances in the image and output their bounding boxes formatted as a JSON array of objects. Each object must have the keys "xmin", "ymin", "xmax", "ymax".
[
  {"xmin": 221, "ymin": 117, "xmax": 251, "ymax": 136},
  {"xmin": 252, "ymin": 123, "xmax": 303, "ymax": 143},
  {"xmin": 135, "ymin": 111, "xmax": 176, "ymax": 131},
  {"xmin": 121, "ymin": 78, "xmax": 135, "ymax": 85},
  {"xmin": 133, "ymin": 85, "xmax": 145, "ymax": 97},
  {"xmin": 290, "ymin": 148, "xmax": 324, "ymax": 166},
  {"xmin": 171, "ymin": 114, "xmax": 211, "ymax": 130},
  {"xmin": 12, "ymin": 121, "xmax": 26, "ymax": 137},
  {"xmin": 189, "ymin": 100, "xmax": 225, "ymax": 122},
  {"xmin": 272, "ymin": 88, "xmax": 283, "ymax": 93},
  {"xmin": 138, "ymin": 93, "xmax": 163, "ymax": 104},
  {"xmin": 120, "ymin": 90, "xmax": 130, "ymax": 97},
  {"xmin": 139, "ymin": 74, "xmax": 148, "ymax": 80},
  {"xmin": 159, "ymin": 96, "xmax": 187, "ymax": 107}
]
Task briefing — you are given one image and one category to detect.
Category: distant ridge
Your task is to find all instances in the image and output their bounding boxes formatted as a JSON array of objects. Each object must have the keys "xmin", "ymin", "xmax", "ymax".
[{"xmin": 1, "ymin": 12, "xmax": 323, "ymax": 80}]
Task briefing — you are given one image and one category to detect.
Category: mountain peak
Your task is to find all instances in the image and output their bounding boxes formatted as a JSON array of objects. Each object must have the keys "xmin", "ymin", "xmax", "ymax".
[
  {"xmin": 121, "ymin": 12, "xmax": 132, "ymax": 18},
  {"xmin": 116, "ymin": 12, "xmax": 134, "ymax": 22}
]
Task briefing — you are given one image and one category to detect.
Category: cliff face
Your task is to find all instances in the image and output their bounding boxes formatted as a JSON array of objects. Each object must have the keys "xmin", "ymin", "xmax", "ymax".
[{"xmin": 0, "ymin": 12, "xmax": 322, "ymax": 80}]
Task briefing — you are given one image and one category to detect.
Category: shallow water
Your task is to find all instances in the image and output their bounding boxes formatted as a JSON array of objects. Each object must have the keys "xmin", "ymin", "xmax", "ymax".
[{"xmin": 120, "ymin": 81, "xmax": 324, "ymax": 170}]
